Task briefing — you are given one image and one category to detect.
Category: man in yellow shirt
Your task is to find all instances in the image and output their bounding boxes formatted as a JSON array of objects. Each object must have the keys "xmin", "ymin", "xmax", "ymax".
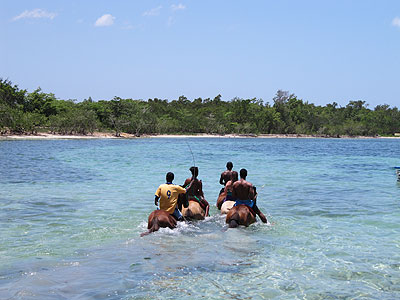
[{"xmin": 155, "ymin": 172, "xmax": 193, "ymax": 221}]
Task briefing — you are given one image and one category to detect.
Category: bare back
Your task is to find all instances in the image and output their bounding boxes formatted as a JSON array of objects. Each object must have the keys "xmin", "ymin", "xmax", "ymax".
[
  {"xmin": 232, "ymin": 179, "xmax": 255, "ymax": 201},
  {"xmin": 220, "ymin": 170, "xmax": 232, "ymax": 186},
  {"xmin": 184, "ymin": 178, "xmax": 203, "ymax": 197}
]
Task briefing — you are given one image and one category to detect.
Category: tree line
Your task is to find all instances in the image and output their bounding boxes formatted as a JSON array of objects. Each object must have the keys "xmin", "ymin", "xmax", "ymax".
[{"xmin": 1, "ymin": 78, "xmax": 399, "ymax": 137}]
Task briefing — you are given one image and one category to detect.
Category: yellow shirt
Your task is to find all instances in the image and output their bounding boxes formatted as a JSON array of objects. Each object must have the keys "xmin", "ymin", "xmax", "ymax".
[{"xmin": 155, "ymin": 184, "xmax": 186, "ymax": 214}]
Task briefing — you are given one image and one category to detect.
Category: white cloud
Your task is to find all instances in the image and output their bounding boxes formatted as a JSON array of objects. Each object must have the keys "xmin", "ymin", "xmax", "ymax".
[
  {"xmin": 95, "ymin": 14, "xmax": 115, "ymax": 27},
  {"xmin": 392, "ymin": 17, "xmax": 400, "ymax": 28},
  {"xmin": 171, "ymin": 4, "xmax": 186, "ymax": 12},
  {"xmin": 143, "ymin": 6, "xmax": 162, "ymax": 17},
  {"xmin": 13, "ymin": 8, "xmax": 57, "ymax": 21}
]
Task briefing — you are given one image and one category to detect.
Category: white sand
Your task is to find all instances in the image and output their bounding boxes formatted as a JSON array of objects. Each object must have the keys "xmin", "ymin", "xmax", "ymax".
[{"xmin": 1, "ymin": 132, "xmax": 396, "ymax": 140}]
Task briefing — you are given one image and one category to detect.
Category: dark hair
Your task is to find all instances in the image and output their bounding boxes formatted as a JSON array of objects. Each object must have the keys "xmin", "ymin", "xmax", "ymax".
[
  {"xmin": 226, "ymin": 161, "xmax": 233, "ymax": 170},
  {"xmin": 232, "ymin": 171, "xmax": 239, "ymax": 182},
  {"xmin": 189, "ymin": 166, "xmax": 198, "ymax": 177},
  {"xmin": 239, "ymin": 168, "xmax": 247, "ymax": 178},
  {"xmin": 166, "ymin": 172, "xmax": 174, "ymax": 182}
]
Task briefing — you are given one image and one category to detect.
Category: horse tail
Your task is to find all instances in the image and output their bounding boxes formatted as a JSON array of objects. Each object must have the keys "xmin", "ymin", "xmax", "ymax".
[
  {"xmin": 227, "ymin": 211, "xmax": 242, "ymax": 228},
  {"xmin": 228, "ymin": 219, "xmax": 239, "ymax": 228},
  {"xmin": 140, "ymin": 230, "xmax": 151, "ymax": 237},
  {"xmin": 228, "ymin": 211, "xmax": 240, "ymax": 228},
  {"xmin": 185, "ymin": 208, "xmax": 194, "ymax": 219},
  {"xmin": 140, "ymin": 216, "xmax": 160, "ymax": 237},
  {"xmin": 149, "ymin": 217, "xmax": 160, "ymax": 232}
]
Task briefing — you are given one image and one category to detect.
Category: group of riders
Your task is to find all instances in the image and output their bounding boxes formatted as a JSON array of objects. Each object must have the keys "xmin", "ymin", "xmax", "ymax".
[{"xmin": 142, "ymin": 162, "xmax": 267, "ymax": 236}]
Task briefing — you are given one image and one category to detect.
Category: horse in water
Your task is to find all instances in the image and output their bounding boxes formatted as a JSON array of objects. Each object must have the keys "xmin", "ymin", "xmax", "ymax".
[
  {"xmin": 140, "ymin": 193, "xmax": 189, "ymax": 237},
  {"xmin": 216, "ymin": 189, "xmax": 226, "ymax": 210},
  {"xmin": 181, "ymin": 197, "xmax": 207, "ymax": 220},
  {"xmin": 140, "ymin": 210, "xmax": 177, "ymax": 237},
  {"xmin": 221, "ymin": 200, "xmax": 235, "ymax": 214},
  {"xmin": 217, "ymin": 189, "xmax": 236, "ymax": 214},
  {"xmin": 225, "ymin": 204, "xmax": 256, "ymax": 228}
]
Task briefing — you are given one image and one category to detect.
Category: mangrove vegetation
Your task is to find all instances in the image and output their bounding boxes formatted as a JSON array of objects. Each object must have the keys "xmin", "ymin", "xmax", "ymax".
[{"xmin": 1, "ymin": 79, "xmax": 399, "ymax": 137}]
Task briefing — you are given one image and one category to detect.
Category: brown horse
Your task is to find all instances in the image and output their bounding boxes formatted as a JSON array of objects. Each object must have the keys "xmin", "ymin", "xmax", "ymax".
[
  {"xmin": 181, "ymin": 199, "xmax": 206, "ymax": 220},
  {"xmin": 141, "ymin": 192, "xmax": 189, "ymax": 236},
  {"xmin": 216, "ymin": 189, "xmax": 226, "ymax": 210},
  {"xmin": 225, "ymin": 204, "xmax": 256, "ymax": 228},
  {"xmin": 217, "ymin": 190, "xmax": 235, "ymax": 214},
  {"xmin": 140, "ymin": 210, "xmax": 177, "ymax": 236},
  {"xmin": 179, "ymin": 188, "xmax": 208, "ymax": 220}
]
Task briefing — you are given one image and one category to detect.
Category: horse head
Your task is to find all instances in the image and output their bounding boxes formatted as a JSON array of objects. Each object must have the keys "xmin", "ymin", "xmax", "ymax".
[{"xmin": 177, "ymin": 192, "xmax": 189, "ymax": 210}]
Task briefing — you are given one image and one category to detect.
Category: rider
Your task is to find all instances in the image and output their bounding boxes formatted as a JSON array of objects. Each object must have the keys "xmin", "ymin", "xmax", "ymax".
[
  {"xmin": 232, "ymin": 168, "xmax": 267, "ymax": 223},
  {"xmin": 217, "ymin": 170, "xmax": 239, "ymax": 209},
  {"xmin": 183, "ymin": 166, "xmax": 210, "ymax": 217},
  {"xmin": 155, "ymin": 172, "xmax": 193, "ymax": 221},
  {"xmin": 219, "ymin": 161, "xmax": 233, "ymax": 195},
  {"xmin": 224, "ymin": 170, "xmax": 238, "ymax": 202}
]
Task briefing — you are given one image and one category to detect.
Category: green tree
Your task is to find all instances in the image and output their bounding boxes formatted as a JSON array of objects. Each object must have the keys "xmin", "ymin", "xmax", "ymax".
[
  {"xmin": 24, "ymin": 88, "xmax": 58, "ymax": 117},
  {"xmin": 0, "ymin": 79, "xmax": 26, "ymax": 107}
]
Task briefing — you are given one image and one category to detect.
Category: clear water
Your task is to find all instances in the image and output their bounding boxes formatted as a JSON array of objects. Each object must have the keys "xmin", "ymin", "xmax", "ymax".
[{"xmin": 0, "ymin": 138, "xmax": 399, "ymax": 299}]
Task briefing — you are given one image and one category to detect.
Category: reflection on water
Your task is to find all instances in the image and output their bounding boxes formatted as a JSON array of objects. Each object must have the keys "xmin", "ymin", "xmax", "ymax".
[{"xmin": 1, "ymin": 138, "xmax": 400, "ymax": 299}]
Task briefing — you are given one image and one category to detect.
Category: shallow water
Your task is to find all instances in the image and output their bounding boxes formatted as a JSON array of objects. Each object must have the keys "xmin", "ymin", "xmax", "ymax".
[{"xmin": 0, "ymin": 138, "xmax": 399, "ymax": 299}]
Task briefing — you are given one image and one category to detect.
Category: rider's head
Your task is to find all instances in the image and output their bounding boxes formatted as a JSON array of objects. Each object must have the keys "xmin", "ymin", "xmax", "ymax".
[
  {"xmin": 226, "ymin": 161, "xmax": 233, "ymax": 170},
  {"xmin": 189, "ymin": 166, "xmax": 198, "ymax": 178},
  {"xmin": 232, "ymin": 171, "xmax": 239, "ymax": 182},
  {"xmin": 166, "ymin": 172, "xmax": 174, "ymax": 183},
  {"xmin": 239, "ymin": 168, "xmax": 247, "ymax": 179}
]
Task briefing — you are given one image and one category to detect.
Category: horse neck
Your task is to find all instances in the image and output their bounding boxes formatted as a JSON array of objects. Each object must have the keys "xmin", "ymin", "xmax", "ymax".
[{"xmin": 178, "ymin": 193, "xmax": 189, "ymax": 208}]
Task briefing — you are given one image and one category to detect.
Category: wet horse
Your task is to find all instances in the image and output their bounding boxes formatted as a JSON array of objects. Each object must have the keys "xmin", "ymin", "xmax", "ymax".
[
  {"xmin": 225, "ymin": 204, "xmax": 256, "ymax": 228},
  {"xmin": 221, "ymin": 200, "xmax": 235, "ymax": 214},
  {"xmin": 180, "ymin": 194, "xmax": 207, "ymax": 220},
  {"xmin": 140, "ymin": 193, "xmax": 189, "ymax": 236},
  {"xmin": 216, "ymin": 189, "xmax": 226, "ymax": 210},
  {"xmin": 217, "ymin": 189, "xmax": 235, "ymax": 214},
  {"xmin": 140, "ymin": 210, "xmax": 177, "ymax": 236}
]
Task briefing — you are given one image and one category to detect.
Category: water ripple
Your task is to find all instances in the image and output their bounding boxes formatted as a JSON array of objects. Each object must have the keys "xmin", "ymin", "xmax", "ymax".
[{"xmin": 1, "ymin": 138, "xmax": 400, "ymax": 299}]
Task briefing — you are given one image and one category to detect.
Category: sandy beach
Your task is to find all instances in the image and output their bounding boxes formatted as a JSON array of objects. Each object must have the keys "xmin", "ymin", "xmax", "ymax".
[{"xmin": 1, "ymin": 132, "xmax": 398, "ymax": 140}]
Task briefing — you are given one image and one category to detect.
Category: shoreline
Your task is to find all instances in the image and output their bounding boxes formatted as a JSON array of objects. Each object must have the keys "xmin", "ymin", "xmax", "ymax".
[{"xmin": 1, "ymin": 132, "xmax": 399, "ymax": 140}]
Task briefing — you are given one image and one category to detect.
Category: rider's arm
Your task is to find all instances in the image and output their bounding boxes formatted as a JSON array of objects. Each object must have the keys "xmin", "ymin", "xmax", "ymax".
[
  {"xmin": 199, "ymin": 180, "xmax": 204, "ymax": 197},
  {"xmin": 252, "ymin": 186, "xmax": 258, "ymax": 204},
  {"xmin": 155, "ymin": 185, "xmax": 161, "ymax": 206},
  {"xmin": 248, "ymin": 184, "xmax": 255, "ymax": 200},
  {"xmin": 223, "ymin": 181, "xmax": 230, "ymax": 193},
  {"xmin": 185, "ymin": 179, "xmax": 194, "ymax": 192},
  {"xmin": 183, "ymin": 178, "xmax": 190, "ymax": 187},
  {"xmin": 219, "ymin": 173, "xmax": 224, "ymax": 185}
]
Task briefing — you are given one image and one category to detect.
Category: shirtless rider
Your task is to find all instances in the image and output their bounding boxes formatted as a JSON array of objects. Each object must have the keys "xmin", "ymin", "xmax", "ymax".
[
  {"xmin": 217, "ymin": 170, "xmax": 239, "ymax": 209},
  {"xmin": 224, "ymin": 171, "xmax": 238, "ymax": 202},
  {"xmin": 219, "ymin": 161, "xmax": 233, "ymax": 195},
  {"xmin": 232, "ymin": 168, "xmax": 267, "ymax": 223},
  {"xmin": 183, "ymin": 166, "xmax": 210, "ymax": 217}
]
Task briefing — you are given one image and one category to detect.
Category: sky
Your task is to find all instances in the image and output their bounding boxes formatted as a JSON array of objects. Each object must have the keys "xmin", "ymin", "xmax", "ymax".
[{"xmin": 1, "ymin": 0, "xmax": 400, "ymax": 108}]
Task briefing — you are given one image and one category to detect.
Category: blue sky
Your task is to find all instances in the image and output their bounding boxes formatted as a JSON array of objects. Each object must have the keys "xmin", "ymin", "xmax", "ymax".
[{"xmin": 2, "ymin": 1, "xmax": 400, "ymax": 108}]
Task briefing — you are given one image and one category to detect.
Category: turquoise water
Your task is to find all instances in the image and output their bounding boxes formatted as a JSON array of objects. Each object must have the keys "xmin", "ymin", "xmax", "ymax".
[{"xmin": 0, "ymin": 138, "xmax": 399, "ymax": 299}]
